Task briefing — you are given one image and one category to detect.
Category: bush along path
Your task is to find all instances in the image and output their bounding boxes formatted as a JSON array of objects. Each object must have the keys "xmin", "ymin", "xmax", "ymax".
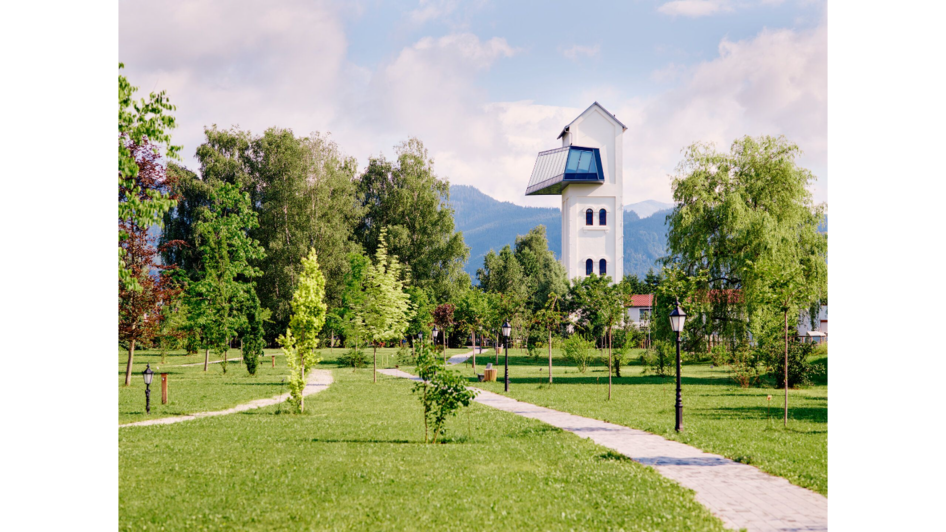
[
  {"xmin": 379, "ymin": 367, "xmax": 826, "ymax": 532},
  {"xmin": 119, "ymin": 369, "xmax": 333, "ymax": 428}
]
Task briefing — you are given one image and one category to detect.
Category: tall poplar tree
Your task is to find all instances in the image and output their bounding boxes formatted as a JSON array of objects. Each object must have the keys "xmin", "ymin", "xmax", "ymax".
[{"xmin": 279, "ymin": 248, "xmax": 327, "ymax": 412}]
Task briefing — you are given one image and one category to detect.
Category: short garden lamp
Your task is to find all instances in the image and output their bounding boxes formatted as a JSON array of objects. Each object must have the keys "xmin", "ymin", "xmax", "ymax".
[
  {"xmin": 669, "ymin": 301, "xmax": 686, "ymax": 432},
  {"xmin": 142, "ymin": 364, "xmax": 154, "ymax": 414},
  {"xmin": 502, "ymin": 320, "xmax": 512, "ymax": 392}
]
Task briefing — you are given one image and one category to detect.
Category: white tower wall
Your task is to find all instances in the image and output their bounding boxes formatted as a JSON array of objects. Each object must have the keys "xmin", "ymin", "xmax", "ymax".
[{"xmin": 559, "ymin": 106, "xmax": 624, "ymax": 282}]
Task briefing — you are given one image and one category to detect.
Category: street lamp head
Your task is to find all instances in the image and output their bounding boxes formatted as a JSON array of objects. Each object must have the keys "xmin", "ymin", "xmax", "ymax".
[
  {"xmin": 432, "ymin": 326, "xmax": 439, "ymax": 340},
  {"xmin": 502, "ymin": 320, "xmax": 512, "ymax": 339},
  {"xmin": 418, "ymin": 332, "xmax": 423, "ymax": 340},
  {"xmin": 143, "ymin": 364, "xmax": 154, "ymax": 386},
  {"xmin": 669, "ymin": 300, "xmax": 687, "ymax": 333}
]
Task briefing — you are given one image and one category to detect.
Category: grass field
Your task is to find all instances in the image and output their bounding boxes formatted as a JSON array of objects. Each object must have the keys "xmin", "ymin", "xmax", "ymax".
[
  {"xmin": 438, "ymin": 346, "xmax": 828, "ymax": 496},
  {"xmin": 119, "ymin": 359, "xmax": 728, "ymax": 531},
  {"xmin": 118, "ymin": 346, "xmax": 470, "ymax": 424}
]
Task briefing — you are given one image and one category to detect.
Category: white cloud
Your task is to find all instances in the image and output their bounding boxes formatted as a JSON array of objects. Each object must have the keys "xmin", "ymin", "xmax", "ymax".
[
  {"xmin": 561, "ymin": 44, "xmax": 601, "ymax": 61},
  {"xmin": 410, "ymin": 0, "xmax": 460, "ymax": 23},
  {"xmin": 120, "ymin": 2, "xmax": 825, "ymax": 210},
  {"xmin": 619, "ymin": 23, "xmax": 828, "ymax": 204},
  {"xmin": 658, "ymin": 0, "xmax": 731, "ymax": 18}
]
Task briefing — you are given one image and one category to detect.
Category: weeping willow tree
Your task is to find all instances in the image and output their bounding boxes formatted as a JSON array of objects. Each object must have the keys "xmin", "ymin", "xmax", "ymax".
[{"xmin": 660, "ymin": 136, "xmax": 827, "ymax": 384}]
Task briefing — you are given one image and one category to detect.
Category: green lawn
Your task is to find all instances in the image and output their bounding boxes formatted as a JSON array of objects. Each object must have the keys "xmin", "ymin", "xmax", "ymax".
[
  {"xmin": 439, "ymin": 347, "xmax": 828, "ymax": 496},
  {"xmin": 120, "ymin": 364, "xmax": 727, "ymax": 531},
  {"xmin": 119, "ymin": 347, "xmax": 472, "ymax": 424}
]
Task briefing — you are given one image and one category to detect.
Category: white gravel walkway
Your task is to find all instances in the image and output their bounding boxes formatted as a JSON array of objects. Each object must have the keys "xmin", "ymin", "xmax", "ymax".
[
  {"xmin": 120, "ymin": 369, "xmax": 333, "ymax": 428},
  {"xmin": 446, "ymin": 347, "xmax": 484, "ymax": 365},
  {"xmin": 378, "ymin": 367, "xmax": 826, "ymax": 532}
]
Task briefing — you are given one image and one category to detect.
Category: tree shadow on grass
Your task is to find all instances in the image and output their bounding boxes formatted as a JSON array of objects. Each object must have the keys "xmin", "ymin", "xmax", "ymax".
[
  {"xmin": 468, "ymin": 374, "xmax": 732, "ymax": 387},
  {"xmin": 695, "ymin": 405, "xmax": 827, "ymax": 424},
  {"xmin": 309, "ymin": 438, "xmax": 426, "ymax": 445}
]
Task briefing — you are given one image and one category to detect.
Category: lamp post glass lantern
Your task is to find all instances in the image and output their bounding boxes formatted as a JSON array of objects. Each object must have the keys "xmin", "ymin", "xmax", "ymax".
[
  {"xmin": 143, "ymin": 363, "xmax": 154, "ymax": 414},
  {"xmin": 502, "ymin": 320, "xmax": 511, "ymax": 392},
  {"xmin": 669, "ymin": 301, "xmax": 686, "ymax": 432}
]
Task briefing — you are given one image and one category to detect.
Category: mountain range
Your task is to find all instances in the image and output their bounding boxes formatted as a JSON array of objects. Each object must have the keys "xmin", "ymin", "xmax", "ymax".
[{"xmin": 448, "ymin": 185, "xmax": 670, "ymax": 281}]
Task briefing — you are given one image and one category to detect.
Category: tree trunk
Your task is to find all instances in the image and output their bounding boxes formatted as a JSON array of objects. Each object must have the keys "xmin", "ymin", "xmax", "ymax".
[
  {"xmin": 203, "ymin": 348, "xmax": 210, "ymax": 372},
  {"xmin": 443, "ymin": 335, "xmax": 447, "ymax": 364},
  {"xmin": 300, "ymin": 356, "xmax": 306, "ymax": 413},
  {"xmin": 239, "ymin": 338, "xmax": 243, "ymax": 366},
  {"xmin": 472, "ymin": 330, "xmax": 476, "ymax": 371},
  {"xmin": 608, "ymin": 327, "xmax": 612, "ymax": 401},
  {"xmin": 221, "ymin": 339, "xmax": 229, "ymax": 374},
  {"xmin": 496, "ymin": 334, "xmax": 500, "ymax": 364},
  {"xmin": 123, "ymin": 339, "xmax": 136, "ymax": 387},
  {"xmin": 784, "ymin": 309, "xmax": 789, "ymax": 428},
  {"xmin": 373, "ymin": 344, "xmax": 377, "ymax": 383},
  {"xmin": 548, "ymin": 329, "xmax": 553, "ymax": 384}
]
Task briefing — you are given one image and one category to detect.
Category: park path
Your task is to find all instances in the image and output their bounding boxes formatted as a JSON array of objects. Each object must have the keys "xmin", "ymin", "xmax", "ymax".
[
  {"xmin": 446, "ymin": 346, "xmax": 485, "ymax": 365},
  {"xmin": 378, "ymin": 367, "xmax": 826, "ymax": 532},
  {"xmin": 120, "ymin": 370, "xmax": 333, "ymax": 428}
]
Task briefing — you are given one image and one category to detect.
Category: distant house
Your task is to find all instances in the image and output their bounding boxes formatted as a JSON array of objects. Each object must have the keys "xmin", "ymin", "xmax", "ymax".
[
  {"xmin": 626, "ymin": 294, "xmax": 653, "ymax": 329},
  {"xmin": 797, "ymin": 304, "xmax": 828, "ymax": 343}
]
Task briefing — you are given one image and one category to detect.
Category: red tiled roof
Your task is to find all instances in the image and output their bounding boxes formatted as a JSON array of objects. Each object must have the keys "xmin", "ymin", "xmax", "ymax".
[{"xmin": 629, "ymin": 294, "xmax": 653, "ymax": 307}]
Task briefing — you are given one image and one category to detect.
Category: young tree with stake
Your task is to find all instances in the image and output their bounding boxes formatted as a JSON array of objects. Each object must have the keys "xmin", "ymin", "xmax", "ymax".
[{"xmin": 279, "ymin": 249, "xmax": 327, "ymax": 412}]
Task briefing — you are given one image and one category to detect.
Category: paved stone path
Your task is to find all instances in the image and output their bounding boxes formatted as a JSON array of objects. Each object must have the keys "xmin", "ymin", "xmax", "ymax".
[
  {"xmin": 378, "ymin": 367, "xmax": 826, "ymax": 532},
  {"xmin": 446, "ymin": 347, "xmax": 484, "ymax": 365},
  {"xmin": 120, "ymin": 370, "xmax": 333, "ymax": 428}
]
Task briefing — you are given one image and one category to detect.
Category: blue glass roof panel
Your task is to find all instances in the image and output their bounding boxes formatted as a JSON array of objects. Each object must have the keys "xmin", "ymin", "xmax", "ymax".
[{"xmin": 526, "ymin": 146, "xmax": 604, "ymax": 195}]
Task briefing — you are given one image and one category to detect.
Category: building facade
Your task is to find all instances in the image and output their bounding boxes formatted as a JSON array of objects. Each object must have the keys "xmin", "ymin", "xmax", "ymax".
[{"xmin": 525, "ymin": 102, "xmax": 626, "ymax": 281}]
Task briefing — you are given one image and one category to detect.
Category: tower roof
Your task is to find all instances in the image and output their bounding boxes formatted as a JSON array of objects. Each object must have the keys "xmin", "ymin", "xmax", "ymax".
[
  {"xmin": 557, "ymin": 101, "xmax": 627, "ymax": 140},
  {"xmin": 525, "ymin": 146, "xmax": 604, "ymax": 196}
]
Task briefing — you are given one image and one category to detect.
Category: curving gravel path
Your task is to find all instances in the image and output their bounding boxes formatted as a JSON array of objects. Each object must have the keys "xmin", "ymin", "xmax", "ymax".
[{"xmin": 120, "ymin": 369, "xmax": 333, "ymax": 428}]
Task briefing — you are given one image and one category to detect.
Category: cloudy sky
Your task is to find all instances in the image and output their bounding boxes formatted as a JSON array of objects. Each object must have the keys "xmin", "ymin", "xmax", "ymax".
[{"xmin": 119, "ymin": 0, "xmax": 826, "ymax": 208}]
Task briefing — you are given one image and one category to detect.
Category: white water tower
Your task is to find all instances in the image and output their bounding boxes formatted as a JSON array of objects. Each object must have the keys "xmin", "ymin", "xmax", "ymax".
[{"xmin": 525, "ymin": 102, "xmax": 626, "ymax": 282}]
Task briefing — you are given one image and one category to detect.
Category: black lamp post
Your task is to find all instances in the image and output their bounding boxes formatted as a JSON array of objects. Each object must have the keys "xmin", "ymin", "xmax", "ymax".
[
  {"xmin": 669, "ymin": 300, "xmax": 687, "ymax": 432},
  {"xmin": 143, "ymin": 363, "xmax": 154, "ymax": 414},
  {"xmin": 502, "ymin": 319, "xmax": 512, "ymax": 392},
  {"xmin": 432, "ymin": 326, "xmax": 440, "ymax": 361}
]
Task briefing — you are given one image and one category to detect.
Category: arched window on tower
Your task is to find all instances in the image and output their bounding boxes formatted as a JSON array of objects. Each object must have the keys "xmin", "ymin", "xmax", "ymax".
[
  {"xmin": 586, "ymin": 259, "xmax": 593, "ymax": 275},
  {"xmin": 585, "ymin": 208, "xmax": 594, "ymax": 225},
  {"xmin": 599, "ymin": 259, "xmax": 607, "ymax": 276},
  {"xmin": 599, "ymin": 209, "xmax": 607, "ymax": 226}
]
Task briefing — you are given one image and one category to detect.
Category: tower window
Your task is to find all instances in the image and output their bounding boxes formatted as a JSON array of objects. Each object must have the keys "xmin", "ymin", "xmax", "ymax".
[
  {"xmin": 585, "ymin": 209, "xmax": 593, "ymax": 225},
  {"xmin": 586, "ymin": 259, "xmax": 593, "ymax": 275},
  {"xmin": 599, "ymin": 208, "xmax": 607, "ymax": 226},
  {"xmin": 599, "ymin": 259, "xmax": 607, "ymax": 276}
]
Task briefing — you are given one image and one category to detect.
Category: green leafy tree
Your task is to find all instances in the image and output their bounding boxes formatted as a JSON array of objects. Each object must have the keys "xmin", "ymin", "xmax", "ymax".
[
  {"xmin": 406, "ymin": 286, "xmax": 434, "ymax": 360},
  {"xmin": 659, "ymin": 135, "xmax": 826, "ymax": 429},
  {"xmin": 187, "ymin": 182, "xmax": 264, "ymax": 373},
  {"xmin": 562, "ymin": 335, "xmax": 595, "ymax": 373},
  {"xmin": 279, "ymin": 249, "xmax": 327, "ymax": 412},
  {"xmin": 355, "ymin": 229, "xmax": 414, "ymax": 383},
  {"xmin": 432, "ymin": 303, "xmax": 455, "ymax": 362},
  {"xmin": 533, "ymin": 293, "xmax": 563, "ymax": 384},
  {"xmin": 119, "ymin": 64, "xmax": 180, "ymax": 290},
  {"xmin": 454, "ymin": 288, "xmax": 489, "ymax": 371},
  {"xmin": 355, "ymin": 138, "xmax": 470, "ymax": 304}
]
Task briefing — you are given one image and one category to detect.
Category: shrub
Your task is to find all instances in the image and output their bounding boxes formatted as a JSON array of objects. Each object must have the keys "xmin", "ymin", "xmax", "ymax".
[
  {"xmin": 640, "ymin": 340, "xmax": 674, "ymax": 377},
  {"xmin": 766, "ymin": 340, "xmax": 818, "ymax": 388},
  {"xmin": 412, "ymin": 345, "xmax": 477, "ymax": 443},
  {"xmin": 338, "ymin": 345, "xmax": 368, "ymax": 368},
  {"xmin": 563, "ymin": 335, "xmax": 595, "ymax": 373},
  {"xmin": 396, "ymin": 345, "xmax": 413, "ymax": 366}
]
